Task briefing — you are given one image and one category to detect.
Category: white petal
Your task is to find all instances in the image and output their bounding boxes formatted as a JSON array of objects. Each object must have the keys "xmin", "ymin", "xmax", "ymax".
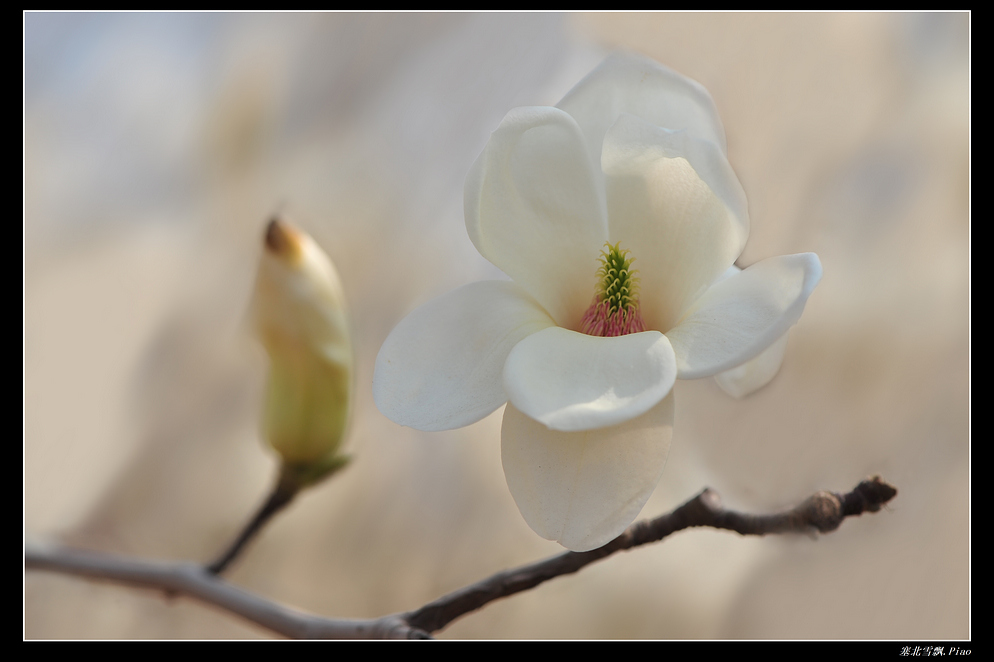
[
  {"xmin": 503, "ymin": 327, "xmax": 676, "ymax": 432},
  {"xmin": 465, "ymin": 106, "xmax": 608, "ymax": 328},
  {"xmin": 373, "ymin": 281, "xmax": 555, "ymax": 431},
  {"xmin": 557, "ymin": 52, "xmax": 728, "ymax": 180},
  {"xmin": 602, "ymin": 114, "xmax": 748, "ymax": 331},
  {"xmin": 714, "ymin": 332, "xmax": 790, "ymax": 399},
  {"xmin": 711, "ymin": 266, "xmax": 792, "ymax": 399},
  {"xmin": 667, "ymin": 253, "xmax": 822, "ymax": 379},
  {"xmin": 502, "ymin": 394, "xmax": 674, "ymax": 552}
]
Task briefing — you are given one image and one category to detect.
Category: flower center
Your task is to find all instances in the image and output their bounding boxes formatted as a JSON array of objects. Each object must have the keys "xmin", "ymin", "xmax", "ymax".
[{"xmin": 579, "ymin": 242, "xmax": 646, "ymax": 337}]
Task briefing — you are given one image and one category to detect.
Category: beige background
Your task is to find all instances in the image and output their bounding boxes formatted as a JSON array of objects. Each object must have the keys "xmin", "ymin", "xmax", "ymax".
[{"xmin": 25, "ymin": 13, "xmax": 969, "ymax": 639}]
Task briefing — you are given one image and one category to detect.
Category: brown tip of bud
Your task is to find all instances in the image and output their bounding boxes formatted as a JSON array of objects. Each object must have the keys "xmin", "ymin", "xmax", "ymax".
[
  {"xmin": 264, "ymin": 216, "xmax": 306, "ymax": 263},
  {"xmin": 265, "ymin": 217, "xmax": 288, "ymax": 254}
]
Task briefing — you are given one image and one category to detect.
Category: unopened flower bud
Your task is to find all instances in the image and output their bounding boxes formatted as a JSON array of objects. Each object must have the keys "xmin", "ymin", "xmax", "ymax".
[{"xmin": 251, "ymin": 217, "xmax": 353, "ymax": 487}]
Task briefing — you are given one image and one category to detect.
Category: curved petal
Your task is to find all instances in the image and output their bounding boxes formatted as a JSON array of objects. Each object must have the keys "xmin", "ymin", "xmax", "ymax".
[
  {"xmin": 557, "ymin": 52, "xmax": 728, "ymax": 180},
  {"xmin": 714, "ymin": 331, "xmax": 790, "ymax": 399},
  {"xmin": 503, "ymin": 327, "xmax": 676, "ymax": 432},
  {"xmin": 502, "ymin": 394, "xmax": 674, "ymax": 552},
  {"xmin": 711, "ymin": 266, "xmax": 791, "ymax": 398},
  {"xmin": 373, "ymin": 281, "xmax": 555, "ymax": 431},
  {"xmin": 667, "ymin": 253, "xmax": 822, "ymax": 379},
  {"xmin": 465, "ymin": 106, "xmax": 608, "ymax": 328},
  {"xmin": 603, "ymin": 114, "xmax": 748, "ymax": 331}
]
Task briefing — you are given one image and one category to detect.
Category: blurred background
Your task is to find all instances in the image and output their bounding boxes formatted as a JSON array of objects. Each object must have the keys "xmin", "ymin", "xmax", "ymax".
[{"xmin": 24, "ymin": 13, "xmax": 969, "ymax": 639}]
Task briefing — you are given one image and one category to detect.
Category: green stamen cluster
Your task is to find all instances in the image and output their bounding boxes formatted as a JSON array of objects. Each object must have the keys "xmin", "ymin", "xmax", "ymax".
[{"xmin": 595, "ymin": 242, "xmax": 640, "ymax": 315}]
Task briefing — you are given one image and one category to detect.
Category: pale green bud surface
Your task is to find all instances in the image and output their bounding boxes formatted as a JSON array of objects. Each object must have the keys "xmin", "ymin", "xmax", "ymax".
[{"xmin": 251, "ymin": 217, "xmax": 353, "ymax": 485}]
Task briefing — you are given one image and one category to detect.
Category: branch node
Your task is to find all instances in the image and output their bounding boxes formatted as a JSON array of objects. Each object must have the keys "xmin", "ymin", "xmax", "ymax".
[
  {"xmin": 697, "ymin": 487, "xmax": 723, "ymax": 514},
  {"xmin": 799, "ymin": 491, "xmax": 845, "ymax": 533}
]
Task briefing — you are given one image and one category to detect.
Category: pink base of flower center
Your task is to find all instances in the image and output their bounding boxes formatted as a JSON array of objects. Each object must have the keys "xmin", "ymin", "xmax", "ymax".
[{"xmin": 579, "ymin": 297, "xmax": 647, "ymax": 337}]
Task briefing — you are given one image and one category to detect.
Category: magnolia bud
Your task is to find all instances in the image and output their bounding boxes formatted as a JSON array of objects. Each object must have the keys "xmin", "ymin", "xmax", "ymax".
[{"xmin": 251, "ymin": 217, "xmax": 353, "ymax": 487}]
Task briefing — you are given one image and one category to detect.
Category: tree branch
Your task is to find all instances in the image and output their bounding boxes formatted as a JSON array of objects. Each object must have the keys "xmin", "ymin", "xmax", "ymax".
[
  {"xmin": 25, "ymin": 476, "xmax": 896, "ymax": 639},
  {"xmin": 404, "ymin": 476, "xmax": 896, "ymax": 633},
  {"xmin": 24, "ymin": 541, "xmax": 430, "ymax": 639}
]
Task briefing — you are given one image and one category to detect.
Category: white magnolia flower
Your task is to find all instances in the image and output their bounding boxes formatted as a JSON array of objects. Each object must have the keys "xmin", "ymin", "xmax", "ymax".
[{"xmin": 373, "ymin": 54, "xmax": 821, "ymax": 551}]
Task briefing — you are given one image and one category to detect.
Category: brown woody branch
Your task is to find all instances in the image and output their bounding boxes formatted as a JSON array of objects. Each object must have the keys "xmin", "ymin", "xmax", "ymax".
[
  {"xmin": 25, "ymin": 476, "xmax": 895, "ymax": 639},
  {"xmin": 404, "ymin": 475, "xmax": 896, "ymax": 633}
]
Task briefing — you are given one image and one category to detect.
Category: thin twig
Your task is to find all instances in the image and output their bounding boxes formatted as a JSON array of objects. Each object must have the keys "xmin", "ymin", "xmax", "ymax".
[
  {"xmin": 25, "ymin": 476, "xmax": 896, "ymax": 639},
  {"xmin": 206, "ymin": 458, "xmax": 351, "ymax": 575},
  {"xmin": 207, "ymin": 475, "xmax": 298, "ymax": 575}
]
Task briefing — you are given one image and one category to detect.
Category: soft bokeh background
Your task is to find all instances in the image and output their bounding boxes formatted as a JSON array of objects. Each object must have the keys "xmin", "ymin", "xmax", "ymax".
[{"xmin": 24, "ymin": 13, "xmax": 969, "ymax": 639}]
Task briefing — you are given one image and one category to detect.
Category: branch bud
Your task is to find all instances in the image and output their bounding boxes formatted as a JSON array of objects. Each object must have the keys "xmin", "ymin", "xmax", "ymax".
[{"xmin": 251, "ymin": 216, "xmax": 353, "ymax": 488}]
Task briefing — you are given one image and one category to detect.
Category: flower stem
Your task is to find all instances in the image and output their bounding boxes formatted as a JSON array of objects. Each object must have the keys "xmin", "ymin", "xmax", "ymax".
[{"xmin": 206, "ymin": 469, "xmax": 300, "ymax": 575}]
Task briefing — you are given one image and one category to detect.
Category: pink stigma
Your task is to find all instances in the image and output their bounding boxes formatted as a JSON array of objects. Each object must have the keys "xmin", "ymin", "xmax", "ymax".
[{"xmin": 579, "ymin": 297, "xmax": 647, "ymax": 337}]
